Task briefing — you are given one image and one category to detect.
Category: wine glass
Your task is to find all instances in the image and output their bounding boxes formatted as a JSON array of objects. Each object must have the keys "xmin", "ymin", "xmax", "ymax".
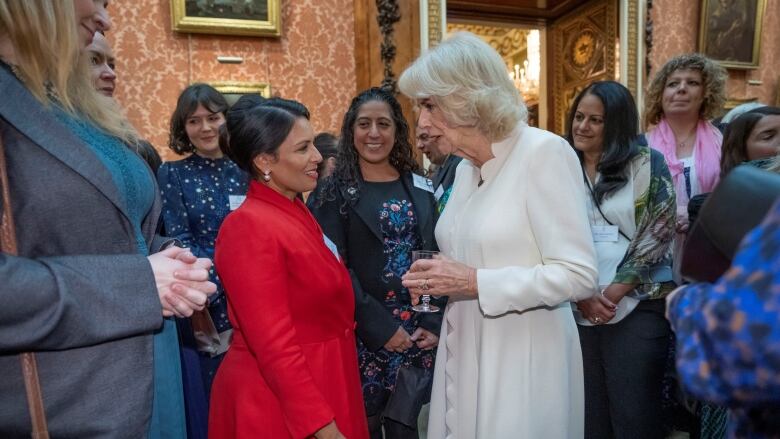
[{"xmin": 411, "ymin": 250, "xmax": 440, "ymax": 313}]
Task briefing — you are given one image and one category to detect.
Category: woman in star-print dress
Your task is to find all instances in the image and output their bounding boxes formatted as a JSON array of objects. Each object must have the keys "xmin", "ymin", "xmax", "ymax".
[{"xmin": 158, "ymin": 84, "xmax": 249, "ymax": 439}]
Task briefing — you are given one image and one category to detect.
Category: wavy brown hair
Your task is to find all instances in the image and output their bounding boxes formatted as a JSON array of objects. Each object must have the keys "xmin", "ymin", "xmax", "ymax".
[{"xmin": 643, "ymin": 53, "xmax": 727, "ymax": 129}]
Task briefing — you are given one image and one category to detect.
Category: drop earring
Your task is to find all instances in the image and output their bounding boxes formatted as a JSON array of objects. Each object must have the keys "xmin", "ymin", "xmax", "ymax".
[{"xmin": 262, "ymin": 170, "xmax": 271, "ymax": 182}]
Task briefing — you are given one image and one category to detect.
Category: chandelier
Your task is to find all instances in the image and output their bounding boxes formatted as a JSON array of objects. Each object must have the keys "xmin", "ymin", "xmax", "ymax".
[{"xmin": 509, "ymin": 30, "xmax": 540, "ymax": 104}]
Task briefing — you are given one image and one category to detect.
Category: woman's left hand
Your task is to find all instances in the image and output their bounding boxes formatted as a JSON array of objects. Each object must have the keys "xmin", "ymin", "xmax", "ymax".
[
  {"xmin": 410, "ymin": 327, "xmax": 439, "ymax": 350},
  {"xmin": 401, "ymin": 255, "xmax": 477, "ymax": 304}
]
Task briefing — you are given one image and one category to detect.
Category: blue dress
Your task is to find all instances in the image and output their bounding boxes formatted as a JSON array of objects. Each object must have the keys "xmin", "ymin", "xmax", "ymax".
[
  {"xmin": 157, "ymin": 154, "xmax": 249, "ymax": 438},
  {"xmin": 668, "ymin": 199, "xmax": 780, "ymax": 439},
  {"xmin": 54, "ymin": 111, "xmax": 186, "ymax": 439}
]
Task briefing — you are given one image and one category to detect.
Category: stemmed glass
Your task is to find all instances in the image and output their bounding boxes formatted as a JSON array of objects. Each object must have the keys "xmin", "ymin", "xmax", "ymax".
[{"xmin": 411, "ymin": 250, "xmax": 440, "ymax": 313}]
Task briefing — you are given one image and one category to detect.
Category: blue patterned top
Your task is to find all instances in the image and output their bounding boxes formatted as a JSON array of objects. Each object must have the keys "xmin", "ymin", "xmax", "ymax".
[
  {"xmin": 157, "ymin": 154, "xmax": 248, "ymax": 331},
  {"xmin": 53, "ymin": 110, "xmax": 186, "ymax": 439},
  {"xmin": 668, "ymin": 199, "xmax": 780, "ymax": 438}
]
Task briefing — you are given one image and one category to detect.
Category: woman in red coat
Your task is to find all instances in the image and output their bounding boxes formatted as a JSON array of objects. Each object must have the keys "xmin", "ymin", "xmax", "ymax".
[{"xmin": 210, "ymin": 97, "xmax": 369, "ymax": 439}]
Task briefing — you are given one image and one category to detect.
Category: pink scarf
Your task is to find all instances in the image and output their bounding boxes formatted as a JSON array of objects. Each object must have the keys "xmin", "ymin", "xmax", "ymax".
[{"xmin": 647, "ymin": 118, "xmax": 722, "ymax": 206}]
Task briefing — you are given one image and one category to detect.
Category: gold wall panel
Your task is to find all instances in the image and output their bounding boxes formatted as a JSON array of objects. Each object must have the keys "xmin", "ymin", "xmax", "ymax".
[{"xmin": 551, "ymin": 0, "xmax": 617, "ymax": 134}]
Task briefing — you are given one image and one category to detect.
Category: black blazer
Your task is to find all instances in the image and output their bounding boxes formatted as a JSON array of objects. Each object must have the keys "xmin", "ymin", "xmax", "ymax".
[
  {"xmin": 308, "ymin": 171, "xmax": 443, "ymax": 351},
  {"xmin": 431, "ymin": 154, "xmax": 462, "ymax": 196}
]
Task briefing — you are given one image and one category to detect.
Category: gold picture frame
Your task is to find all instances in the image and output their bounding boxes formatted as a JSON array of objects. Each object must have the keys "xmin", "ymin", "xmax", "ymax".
[
  {"xmin": 171, "ymin": 0, "xmax": 281, "ymax": 37},
  {"xmin": 208, "ymin": 81, "xmax": 272, "ymax": 106},
  {"xmin": 698, "ymin": 0, "xmax": 766, "ymax": 69}
]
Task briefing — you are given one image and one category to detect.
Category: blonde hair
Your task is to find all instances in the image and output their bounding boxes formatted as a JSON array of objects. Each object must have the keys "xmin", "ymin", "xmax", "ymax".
[
  {"xmin": 398, "ymin": 31, "xmax": 525, "ymax": 142},
  {"xmin": 0, "ymin": 0, "xmax": 138, "ymax": 144},
  {"xmin": 643, "ymin": 53, "xmax": 727, "ymax": 129}
]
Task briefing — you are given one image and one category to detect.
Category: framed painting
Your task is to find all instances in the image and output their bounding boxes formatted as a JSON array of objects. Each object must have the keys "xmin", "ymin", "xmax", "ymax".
[
  {"xmin": 171, "ymin": 0, "xmax": 281, "ymax": 37},
  {"xmin": 209, "ymin": 81, "xmax": 272, "ymax": 106},
  {"xmin": 698, "ymin": 0, "xmax": 766, "ymax": 69}
]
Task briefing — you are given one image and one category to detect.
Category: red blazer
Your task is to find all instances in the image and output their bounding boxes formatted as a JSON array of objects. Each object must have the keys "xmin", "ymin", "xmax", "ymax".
[{"xmin": 210, "ymin": 181, "xmax": 368, "ymax": 439}]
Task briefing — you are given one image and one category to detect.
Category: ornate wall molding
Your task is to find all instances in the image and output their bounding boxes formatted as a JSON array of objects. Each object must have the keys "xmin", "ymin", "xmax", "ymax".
[
  {"xmin": 551, "ymin": 0, "xmax": 618, "ymax": 133},
  {"xmin": 426, "ymin": 0, "xmax": 444, "ymax": 48},
  {"xmin": 626, "ymin": 0, "xmax": 639, "ymax": 95},
  {"xmin": 376, "ymin": 0, "xmax": 401, "ymax": 92}
]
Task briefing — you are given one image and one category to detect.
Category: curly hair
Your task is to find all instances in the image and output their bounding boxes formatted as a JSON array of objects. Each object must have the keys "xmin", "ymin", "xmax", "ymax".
[
  {"xmin": 643, "ymin": 53, "xmax": 727, "ymax": 129},
  {"xmin": 314, "ymin": 87, "xmax": 419, "ymax": 210}
]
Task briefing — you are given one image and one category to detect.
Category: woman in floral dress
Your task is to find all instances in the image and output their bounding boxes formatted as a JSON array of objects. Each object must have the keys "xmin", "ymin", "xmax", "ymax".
[{"xmin": 308, "ymin": 87, "xmax": 441, "ymax": 439}]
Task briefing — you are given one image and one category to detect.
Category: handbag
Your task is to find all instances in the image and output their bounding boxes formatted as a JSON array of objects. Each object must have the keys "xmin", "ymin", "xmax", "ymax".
[
  {"xmin": 680, "ymin": 165, "xmax": 780, "ymax": 283},
  {"xmin": 382, "ymin": 364, "xmax": 433, "ymax": 428},
  {"xmin": 190, "ymin": 308, "xmax": 232, "ymax": 357},
  {"xmin": 0, "ymin": 129, "xmax": 50, "ymax": 438}
]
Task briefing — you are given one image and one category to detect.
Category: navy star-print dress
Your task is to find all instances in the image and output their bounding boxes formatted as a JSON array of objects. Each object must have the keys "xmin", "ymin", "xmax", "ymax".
[{"xmin": 157, "ymin": 153, "xmax": 248, "ymax": 437}]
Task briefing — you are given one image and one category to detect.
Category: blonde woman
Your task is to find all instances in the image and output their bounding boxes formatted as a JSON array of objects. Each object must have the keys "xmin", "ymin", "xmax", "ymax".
[
  {"xmin": 0, "ymin": 1, "xmax": 215, "ymax": 437},
  {"xmin": 399, "ymin": 32, "xmax": 598, "ymax": 438}
]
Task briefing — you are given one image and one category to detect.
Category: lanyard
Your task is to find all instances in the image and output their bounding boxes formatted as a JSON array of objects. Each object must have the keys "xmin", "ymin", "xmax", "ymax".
[{"xmin": 581, "ymin": 167, "xmax": 631, "ymax": 241}]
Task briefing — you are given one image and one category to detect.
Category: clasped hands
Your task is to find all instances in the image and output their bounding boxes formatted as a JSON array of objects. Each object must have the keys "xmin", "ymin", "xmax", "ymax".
[
  {"xmin": 147, "ymin": 246, "xmax": 217, "ymax": 318},
  {"xmin": 575, "ymin": 283, "xmax": 634, "ymax": 325},
  {"xmin": 383, "ymin": 326, "xmax": 439, "ymax": 353},
  {"xmin": 400, "ymin": 253, "xmax": 477, "ymax": 305}
]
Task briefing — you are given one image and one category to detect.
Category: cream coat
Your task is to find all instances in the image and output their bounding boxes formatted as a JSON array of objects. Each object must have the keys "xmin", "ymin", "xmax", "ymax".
[{"xmin": 428, "ymin": 125, "xmax": 598, "ymax": 439}]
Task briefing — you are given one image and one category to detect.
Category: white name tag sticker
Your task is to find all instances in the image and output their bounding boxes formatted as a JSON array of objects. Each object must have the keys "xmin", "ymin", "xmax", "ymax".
[
  {"xmin": 413, "ymin": 174, "xmax": 435, "ymax": 193},
  {"xmin": 592, "ymin": 225, "xmax": 619, "ymax": 242},
  {"xmin": 323, "ymin": 234, "xmax": 340, "ymax": 261},
  {"xmin": 434, "ymin": 185, "xmax": 445, "ymax": 201},
  {"xmin": 228, "ymin": 195, "xmax": 246, "ymax": 211}
]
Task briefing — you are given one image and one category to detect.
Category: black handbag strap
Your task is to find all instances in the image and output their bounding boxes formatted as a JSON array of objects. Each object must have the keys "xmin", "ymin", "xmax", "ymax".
[{"xmin": 581, "ymin": 167, "xmax": 631, "ymax": 241}]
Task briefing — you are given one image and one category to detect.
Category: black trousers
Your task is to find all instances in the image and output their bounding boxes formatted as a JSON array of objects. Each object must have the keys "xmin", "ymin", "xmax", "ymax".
[{"xmin": 578, "ymin": 299, "xmax": 672, "ymax": 439}]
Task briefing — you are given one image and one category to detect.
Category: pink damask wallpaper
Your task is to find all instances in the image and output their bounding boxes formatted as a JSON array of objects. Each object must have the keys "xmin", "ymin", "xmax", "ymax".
[
  {"xmin": 649, "ymin": 0, "xmax": 779, "ymax": 108},
  {"xmin": 109, "ymin": 0, "xmax": 356, "ymax": 160}
]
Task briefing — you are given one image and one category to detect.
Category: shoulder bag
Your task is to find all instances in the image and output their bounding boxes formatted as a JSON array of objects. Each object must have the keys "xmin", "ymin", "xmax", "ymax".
[{"xmin": 0, "ymin": 128, "xmax": 50, "ymax": 438}]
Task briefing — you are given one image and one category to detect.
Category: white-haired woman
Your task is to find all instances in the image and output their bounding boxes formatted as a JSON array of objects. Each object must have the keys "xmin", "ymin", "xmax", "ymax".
[{"xmin": 399, "ymin": 32, "xmax": 598, "ymax": 438}]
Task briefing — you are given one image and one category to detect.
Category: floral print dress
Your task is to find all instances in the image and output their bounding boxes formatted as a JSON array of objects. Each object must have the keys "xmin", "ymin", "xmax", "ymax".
[{"xmin": 358, "ymin": 180, "xmax": 436, "ymax": 415}]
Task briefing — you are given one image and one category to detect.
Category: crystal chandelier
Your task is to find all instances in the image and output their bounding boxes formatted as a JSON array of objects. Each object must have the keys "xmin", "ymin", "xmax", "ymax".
[{"xmin": 509, "ymin": 30, "xmax": 540, "ymax": 103}]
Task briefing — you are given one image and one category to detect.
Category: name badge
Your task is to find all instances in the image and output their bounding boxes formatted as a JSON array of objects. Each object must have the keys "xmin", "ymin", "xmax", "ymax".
[
  {"xmin": 323, "ymin": 234, "xmax": 340, "ymax": 261},
  {"xmin": 591, "ymin": 225, "xmax": 619, "ymax": 242},
  {"xmin": 413, "ymin": 174, "xmax": 434, "ymax": 193},
  {"xmin": 228, "ymin": 195, "xmax": 246, "ymax": 211},
  {"xmin": 434, "ymin": 185, "xmax": 445, "ymax": 201}
]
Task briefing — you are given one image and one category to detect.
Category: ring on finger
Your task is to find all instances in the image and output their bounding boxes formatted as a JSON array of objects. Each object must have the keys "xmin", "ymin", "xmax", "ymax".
[
  {"xmin": 593, "ymin": 316, "xmax": 602, "ymax": 324},
  {"xmin": 421, "ymin": 279, "xmax": 429, "ymax": 291}
]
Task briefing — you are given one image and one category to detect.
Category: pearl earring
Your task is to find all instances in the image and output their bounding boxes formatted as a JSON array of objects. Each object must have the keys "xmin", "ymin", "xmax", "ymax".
[{"xmin": 262, "ymin": 170, "xmax": 271, "ymax": 182}]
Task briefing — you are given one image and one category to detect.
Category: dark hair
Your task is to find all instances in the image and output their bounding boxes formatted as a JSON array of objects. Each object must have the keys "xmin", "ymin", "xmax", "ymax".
[
  {"xmin": 315, "ymin": 87, "xmax": 419, "ymax": 208},
  {"xmin": 230, "ymin": 94, "xmax": 267, "ymax": 114},
  {"xmin": 314, "ymin": 132, "xmax": 338, "ymax": 159},
  {"xmin": 720, "ymin": 106, "xmax": 780, "ymax": 177},
  {"xmin": 220, "ymin": 97, "xmax": 310, "ymax": 180},
  {"xmin": 565, "ymin": 81, "xmax": 640, "ymax": 203},
  {"xmin": 136, "ymin": 141, "xmax": 162, "ymax": 174},
  {"xmin": 168, "ymin": 83, "xmax": 229, "ymax": 154}
]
